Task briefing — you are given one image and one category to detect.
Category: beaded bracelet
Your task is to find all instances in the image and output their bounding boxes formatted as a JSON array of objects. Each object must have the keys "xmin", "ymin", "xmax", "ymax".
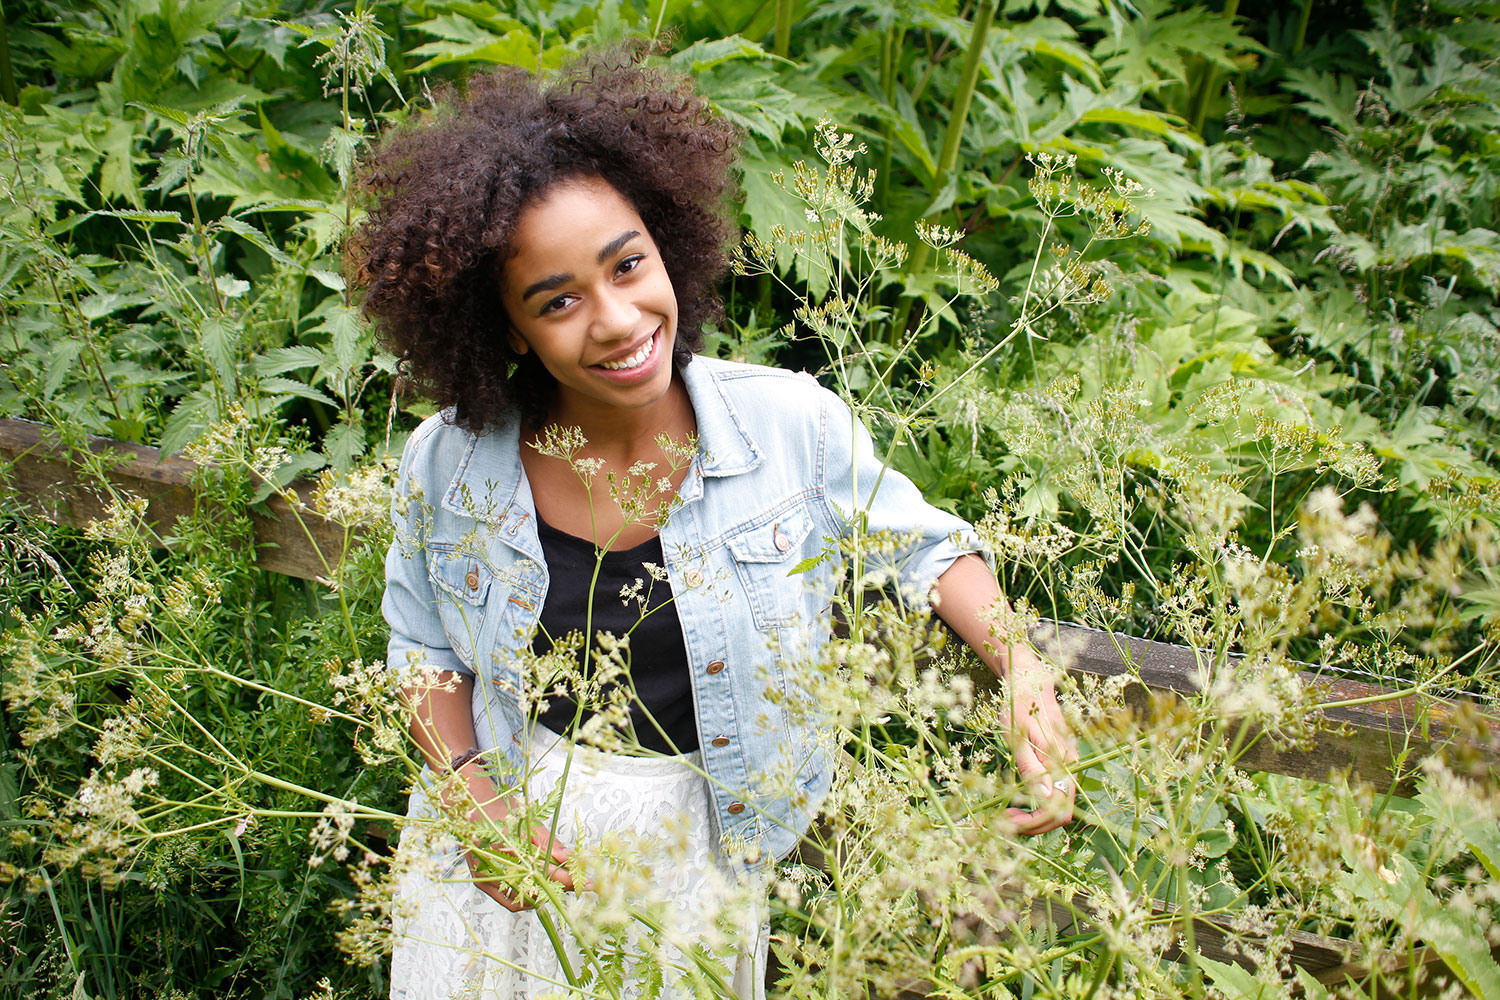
[{"xmin": 447, "ymin": 746, "xmax": 485, "ymax": 773}]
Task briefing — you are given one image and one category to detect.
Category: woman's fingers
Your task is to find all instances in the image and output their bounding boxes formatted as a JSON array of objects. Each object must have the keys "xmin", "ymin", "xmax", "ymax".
[
  {"xmin": 467, "ymin": 857, "xmax": 573, "ymax": 911},
  {"xmin": 481, "ymin": 882, "xmax": 533, "ymax": 912},
  {"xmin": 1005, "ymin": 768, "xmax": 1077, "ymax": 834},
  {"xmin": 1007, "ymin": 705, "xmax": 1077, "ymax": 835},
  {"xmin": 1019, "ymin": 693, "xmax": 1075, "ymax": 762},
  {"xmin": 542, "ymin": 860, "xmax": 577, "ymax": 892},
  {"xmin": 532, "ymin": 829, "xmax": 598, "ymax": 893},
  {"xmin": 467, "ymin": 852, "xmax": 535, "ymax": 911},
  {"xmin": 536, "ymin": 838, "xmax": 597, "ymax": 894},
  {"xmin": 532, "ymin": 838, "xmax": 576, "ymax": 893},
  {"xmin": 464, "ymin": 826, "xmax": 597, "ymax": 908}
]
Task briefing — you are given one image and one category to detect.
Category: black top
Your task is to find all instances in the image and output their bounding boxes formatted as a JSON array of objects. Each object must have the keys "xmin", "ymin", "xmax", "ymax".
[{"xmin": 530, "ymin": 513, "xmax": 697, "ymax": 753}]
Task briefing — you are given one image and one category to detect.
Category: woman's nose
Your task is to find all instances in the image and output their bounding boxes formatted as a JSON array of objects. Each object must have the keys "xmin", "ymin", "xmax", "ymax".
[{"xmin": 591, "ymin": 286, "xmax": 640, "ymax": 340}]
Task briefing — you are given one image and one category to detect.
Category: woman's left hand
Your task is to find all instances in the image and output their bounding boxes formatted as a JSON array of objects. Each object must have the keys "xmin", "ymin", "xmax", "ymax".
[
  {"xmin": 999, "ymin": 666, "xmax": 1076, "ymax": 835},
  {"xmin": 933, "ymin": 554, "xmax": 1079, "ymax": 835}
]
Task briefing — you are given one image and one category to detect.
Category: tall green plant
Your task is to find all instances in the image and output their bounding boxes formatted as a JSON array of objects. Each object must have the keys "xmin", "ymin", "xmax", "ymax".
[{"xmin": 722, "ymin": 135, "xmax": 1500, "ymax": 1000}]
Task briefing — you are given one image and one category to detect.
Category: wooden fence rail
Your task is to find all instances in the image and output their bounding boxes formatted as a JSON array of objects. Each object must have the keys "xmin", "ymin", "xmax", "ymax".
[
  {"xmin": 4, "ymin": 415, "xmax": 1497, "ymax": 991},
  {"xmin": 1, "ymin": 416, "xmax": 347, "ymax": 581}
]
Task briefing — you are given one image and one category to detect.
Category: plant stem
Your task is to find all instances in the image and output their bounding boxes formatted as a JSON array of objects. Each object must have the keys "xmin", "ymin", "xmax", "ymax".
[
  {"xmin": 182, "ymin": 172, "xmax": 224, "ymax": 317},
  {"xmin": 40, "ymin": 249, "xmax": 124, "ymax": 421},
  {"xmin": 910, "ymin": 3, "xmax": 966, "ymax": 106},
  {"xmin": 1291, "ymin": 0, "xmax": 1313, "ymax": 57},
  {"xmin": 875, "ymin": 26, "xmax": 896, "ymax": 207},
  {"xmin": 890, "ymin": 0, "xmax": 999, "ymax": 342},
  {"xmin": 773, "ymin": 0, "xmax": 793, "ymax": 58},
  {"xmin": 1077, "ymin": 944, "xmax": 1114, "ymax": 1000},
  {"xmin": 388, "ymin": 1, "xmax": 407, "ymax": 90},
  {"xmin": 1189, "ymin": 0, "xmax": 1239, "ymax": 135},
  {"xmin": 1276, "ymin": 0, "xmax": 1315, "ymax": 131},
  {"xmin": 934, "ymin": 0, "xmax": 997, "ymax": 202},
  {"xmin": 0, "ymin": 6, "xmax": 17, "ymax": 105}
]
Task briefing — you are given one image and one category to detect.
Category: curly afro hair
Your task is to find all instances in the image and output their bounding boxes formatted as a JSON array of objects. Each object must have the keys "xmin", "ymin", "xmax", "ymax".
[{"xmin": 349, "ymin": 50, "xmax": 741, "ymax": 433}]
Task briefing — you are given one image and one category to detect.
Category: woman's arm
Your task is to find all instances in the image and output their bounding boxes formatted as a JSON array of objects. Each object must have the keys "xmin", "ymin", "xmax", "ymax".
[
  {"xmin": 809, "ymin": 387, "xmax": 1074, "ymax": 830},
  {"xmin": 404, "ymin": 673, "xmax": 580, "ymax": 909},
  {"xmin": 932, "ymin": 554, "xmax": 1076, "ymax": 835}
]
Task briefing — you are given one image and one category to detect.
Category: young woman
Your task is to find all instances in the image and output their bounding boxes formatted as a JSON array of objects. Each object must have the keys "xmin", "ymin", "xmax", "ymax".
[{"xmin": 354, "ymin": 51, "xmax": 1074, "ymax": 1000}]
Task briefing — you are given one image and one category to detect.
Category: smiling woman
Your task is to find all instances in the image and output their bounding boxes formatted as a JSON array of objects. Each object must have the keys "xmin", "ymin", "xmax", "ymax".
[
  {"xmin": 350, "ymin": 49, "xmax": 736, "ymax": 435},
  {"xmin": 349, "ymin": 45, "xmax": 1075, "ymax": 1000},
  {"xmin": 500, "ymin": 177, "xmax": 696, "ymax": 549},
  {"xmin": 500, "ymin": 183, "xmax": 681, "ymax": 415}
]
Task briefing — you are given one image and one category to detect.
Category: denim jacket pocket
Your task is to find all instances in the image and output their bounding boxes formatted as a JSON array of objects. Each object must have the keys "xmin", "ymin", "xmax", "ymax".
[
  {"xmin": 426, "ymin": 544, "xmax": 494, "ymax": 665},
  {"xmin": 726, "ymin": 502, "xmax": 816, "ymax": 629},
  {"xmin": 482, "ymin": 588, "xmax": 542, "ymax": 690}
]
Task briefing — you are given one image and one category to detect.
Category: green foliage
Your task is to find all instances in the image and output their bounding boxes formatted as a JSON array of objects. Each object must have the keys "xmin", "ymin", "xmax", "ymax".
[
  {"xmin": 1279, "ymin": 4, "xmax": 1500, "ymax": 441},
  {"xmin": 2, "ymin": 0, "xmax": 1499, "ymax": 997},
  {"xmin": 1, "ymin": 435, "xmax": 402, "ymax": 998}
]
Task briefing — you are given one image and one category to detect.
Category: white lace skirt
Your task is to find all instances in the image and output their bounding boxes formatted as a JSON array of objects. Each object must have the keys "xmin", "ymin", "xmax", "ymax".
[{"xmin": 389, "ymin": 729, "xmax": 768, "ymax": 1000}]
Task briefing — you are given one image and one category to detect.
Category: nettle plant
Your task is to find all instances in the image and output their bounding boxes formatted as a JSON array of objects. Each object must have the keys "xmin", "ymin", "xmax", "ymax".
[{"xmin": 0, "ymin": 4, "xmax": 395, "ymax": 474}]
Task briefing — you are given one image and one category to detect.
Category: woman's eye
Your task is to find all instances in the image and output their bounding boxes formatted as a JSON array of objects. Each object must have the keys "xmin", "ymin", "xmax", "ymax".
[
  {"xmin": 540, "ymin": 294, "xmax": 573, "ymax": 315},
  {"xmin": 616, "ymin": 254, "xmax": 646, "ymax": 276}
]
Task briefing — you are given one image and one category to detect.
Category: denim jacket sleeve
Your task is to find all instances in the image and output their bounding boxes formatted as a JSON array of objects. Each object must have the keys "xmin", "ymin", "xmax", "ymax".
[
  {"xmin": 383, "ymin": 418, "xmax": 475, "ymax": 682},
  {"xmin": 816, "ymin": 387, "xmax": 987, "ymax": 598}
]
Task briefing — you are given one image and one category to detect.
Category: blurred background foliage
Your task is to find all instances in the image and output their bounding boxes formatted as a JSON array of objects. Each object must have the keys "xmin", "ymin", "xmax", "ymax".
[{"xmin": 2, "ymin": 0, "xmax": 1499, "ymax": 996}]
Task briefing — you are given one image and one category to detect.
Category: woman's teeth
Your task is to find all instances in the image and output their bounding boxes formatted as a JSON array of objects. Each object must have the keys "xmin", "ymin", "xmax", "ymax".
[{"xmin": 598, "ymin": 337, "xmax": 653, "ymax": 371}]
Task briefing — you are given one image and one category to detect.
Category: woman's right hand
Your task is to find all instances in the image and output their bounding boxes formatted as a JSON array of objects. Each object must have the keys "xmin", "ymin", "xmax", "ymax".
[
  {"xmin": 455, "ymin": 759, "xmax": 586, "ymax": 912},
  {"xmin": 403, "ymin": 674, "xmax": 587, "ymax": 911}
]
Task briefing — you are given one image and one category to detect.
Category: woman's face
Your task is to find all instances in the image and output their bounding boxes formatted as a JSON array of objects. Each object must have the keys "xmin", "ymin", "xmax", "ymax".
[{"xmin": 499, "ymin": 176, "xmax": 679, "ymax": 424}]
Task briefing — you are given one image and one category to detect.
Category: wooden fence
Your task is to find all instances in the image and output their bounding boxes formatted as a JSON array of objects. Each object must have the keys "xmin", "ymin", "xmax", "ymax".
[
  {"xmin": 0, "ymin": 416, "xmax": 343, "ymax": 581},
  {"xmin": 4, "ymin": 416, "xmax": 1497, "ymax": 992}
]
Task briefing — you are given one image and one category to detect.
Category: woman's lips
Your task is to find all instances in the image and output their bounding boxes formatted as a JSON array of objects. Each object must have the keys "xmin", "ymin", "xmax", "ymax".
[{"xmin": 591, "ymin": 327, "xmax": 663, "ymax": 384}]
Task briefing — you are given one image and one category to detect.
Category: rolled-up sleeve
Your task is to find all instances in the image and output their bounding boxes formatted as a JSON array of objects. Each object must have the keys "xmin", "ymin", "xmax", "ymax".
[
  {"xmin": 383, "ymin": 427, "xmax": 473, "ymax": 682},
  {"xmin": 817, "ymin": 390, "xmax": 988, "ymax": 597}
]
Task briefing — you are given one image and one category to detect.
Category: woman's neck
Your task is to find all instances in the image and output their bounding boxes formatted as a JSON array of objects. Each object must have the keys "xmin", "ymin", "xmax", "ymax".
[
  {"xmin": 519, "ymin": 375, "xmax": 698, "ymax": 549},
  {"xmin": 542, "ymin": 377, "xmax": 696, "ymax": 462}
]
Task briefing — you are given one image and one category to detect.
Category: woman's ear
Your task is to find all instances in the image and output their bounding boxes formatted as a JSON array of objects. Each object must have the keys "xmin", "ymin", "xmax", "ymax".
[{"xmin": 506, "ymin": 326, "xmax": 529, "ymax": 356}]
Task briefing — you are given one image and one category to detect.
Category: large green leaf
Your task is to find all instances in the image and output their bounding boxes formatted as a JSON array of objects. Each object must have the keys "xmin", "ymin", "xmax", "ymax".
[
  {"xmin": 1417, "ymin": 782, "xmax": 1500, "ymax": 883},
  {"xmin": 1090, "ymin": 0, "xmax": 1257, "ymax": 89},
  {"xmin": 1198, "ymin": 955, "xmax": 1273, "ymax": 999},
  {"xmin": 90, "ymin": 117, "xmax": 144, "ymax": 208},
  {"xmin": 407, "ymin": 15, "xmax": 536, "ymax": 71},
  {"xmin": 252, "ymin": 346, "xmax": 328, "ymax": 378},
  {"xmin": 258, "ymin": 377, "xmax": 337, "ymax": 409}
]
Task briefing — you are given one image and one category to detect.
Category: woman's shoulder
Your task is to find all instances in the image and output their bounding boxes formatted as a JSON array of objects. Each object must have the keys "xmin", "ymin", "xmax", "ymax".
[
  {"xmin": 395, "ymin": 407, "xmax": 517, "ymax": 484},
  {"xmin": 689, "ymin": 355, "xmax": 839, "ymax": 415}
]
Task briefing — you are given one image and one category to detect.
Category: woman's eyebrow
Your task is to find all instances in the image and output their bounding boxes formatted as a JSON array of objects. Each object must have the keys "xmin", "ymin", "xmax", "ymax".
[
  {"xmin": 597, "ymin": 230, "xmax": 641, "ymax": 263},
  {"xmin": 522, "ymin": 272, "xmax": 571, "ymax": 301},
  {"xmin": 520, "ymin": 230, "xmax": 644, "ymax": 301}
]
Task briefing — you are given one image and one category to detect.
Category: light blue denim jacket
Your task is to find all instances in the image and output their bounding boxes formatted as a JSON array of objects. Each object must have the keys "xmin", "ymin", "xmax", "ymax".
[{"xmin": 383, "ymin": 357, "xmax": 981, "ymax": 862}]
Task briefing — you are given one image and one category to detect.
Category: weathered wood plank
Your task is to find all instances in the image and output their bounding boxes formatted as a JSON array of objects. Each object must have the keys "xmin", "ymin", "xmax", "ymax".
[
  {"xmin": 0, "ymin": 417, "xmax": 347, "ymax": 580},
  {"xmin": 964, "ymin": 620, "xmax": 1499, "ymax": 794}
]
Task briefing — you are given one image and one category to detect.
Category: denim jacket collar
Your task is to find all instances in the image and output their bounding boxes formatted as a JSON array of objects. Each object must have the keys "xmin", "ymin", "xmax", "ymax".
[{"xmin": 437, "ymin": 357, "xmax": 765, "ymax": 545}]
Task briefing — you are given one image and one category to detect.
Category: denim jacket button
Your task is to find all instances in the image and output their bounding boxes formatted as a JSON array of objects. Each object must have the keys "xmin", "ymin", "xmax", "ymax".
[
  {"xmin": 705, "ymin": 660, "xmax": 725, "ymax": 675},
  {"xmin": 726, "ymin": 801, "xmax": 746, "ymax": 815},
  {"xmin": 711, "ymin": 736, "xmax": 730, "ymax": 748},
  {"xmin": 465, "ymin": 569, "xmax": 480, "ymax": 591}
]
